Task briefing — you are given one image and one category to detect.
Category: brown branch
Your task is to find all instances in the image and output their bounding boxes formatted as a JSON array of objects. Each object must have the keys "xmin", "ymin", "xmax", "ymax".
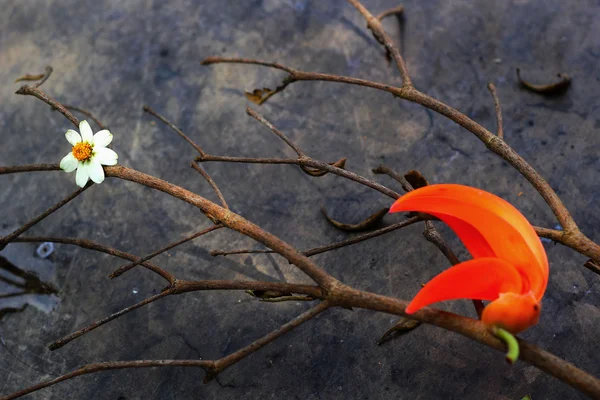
[
  {"xmin": 376, "ymin": 5, "xmax": 404, "ymax": 21},
  {"xmin": 346, "ymin": 0, "xmax": 412, "ymax": 87},
  {"xmin": 246, "ymin": 107, "xmax": 304, "ymax": 156},
  {"xmin": 62, "ymin": 105, "xmax": 107, "ymax": 130},
  {"xmin": 49, "ymin": 289, "xmax": 174, "ymax": 351},
  {"xmin": 143, "ymin": 105, "xmax": 206, "ymax": 157},
  {"xmin": 190, "ymin": 163, "xmax": 229, "ymax": 209},
  {"xmin": 212, "ymin": 216, "xmax": 422, "ymax": 258},
  {"xmin": 15, "ymin": 84, "xmax": 78, "ymax": 127},
  {"xmin": 372, "ymin": 164, "xmax": 413, "ymax": 192},
  {"xmin": 4, "ymin": 302, "xmax": 330, "ymax": 399},
  {"xmin": 3, "ymin": 163, "xmax": 600, "ymax": 397},
  {"xmin": 14, "ymin": 236, "xmax": 174, "ymax": 283},
  {"xmin": 487, "ymin": 83, "xmax": 504, "ymax": 139},
  {"xmin": 50, "ymin": 280, "xmax": 325, "ymax": 351},
  {"xmin": 583, "ymin": 259, "xmax": 600, "ymax": 275},
  {"xmin": 109, "ymin": 224, "xmax": 223, "ymax": 279},
  {"xmin": 205, "ymin": 300, "xmax": 330, "ymax": 381},
  {"xmin": 0, "ymin": 184, "xmax": 92, "ymax": 251},
  {"xmin": 145, "ymin": 106, "xmax": 229, "ymax": 210},
  {"xmin": 1, "ymin": 162, "xmax": 339, "ymax": 289},
  {"xmin": 196, "ymin": 155, "xmax": 400, "ymax": 199},
  {"xmin": 201, "ymin": 57, "xmax": 295, "ymax": 73},
  {"xmin": 199, "ymin": 57, "xmax": 592, "ymax": 252},
  {"xmin": 534, "ymin": 226, "xmax": 565, "ymax": 241},
  {"xmin": 0, "ymin": 359, "xmax": 213, "ymax": 400}
]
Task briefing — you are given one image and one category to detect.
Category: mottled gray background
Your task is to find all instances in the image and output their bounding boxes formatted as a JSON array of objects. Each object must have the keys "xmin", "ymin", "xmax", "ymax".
[{"xmin": 1, "ymin": 0, "xmax": 599, "ymax": 399}]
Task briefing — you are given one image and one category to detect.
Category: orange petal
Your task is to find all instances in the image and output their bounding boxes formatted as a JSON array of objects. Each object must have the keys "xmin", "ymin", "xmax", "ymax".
[
  {"xmin": 390, "ymin": 184, "xmax": 548, "ymax": 300},
  {"xmin": 405, "ymin": 257, "xmax": 523, "ymax": 314}
]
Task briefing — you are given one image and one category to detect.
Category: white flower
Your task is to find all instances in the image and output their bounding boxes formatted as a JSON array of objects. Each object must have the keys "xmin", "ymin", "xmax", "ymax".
[{"xmin": 60, "ymin": 120, "xmax": 118, "ymax": 187}]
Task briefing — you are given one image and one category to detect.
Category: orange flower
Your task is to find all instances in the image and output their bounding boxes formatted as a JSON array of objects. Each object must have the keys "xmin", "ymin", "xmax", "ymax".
[{"xmin": 390, "ymin": 184, "xmax": 548, "ymax": 334}]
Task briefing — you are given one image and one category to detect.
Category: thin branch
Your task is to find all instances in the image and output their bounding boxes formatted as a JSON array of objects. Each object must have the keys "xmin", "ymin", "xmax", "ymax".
[
  {"xmin": 143, "ymin": 105, "xmax": 206, "ymax": 157},
  {"xmin": 15, "ymin": 84, "xmax": 79, "ymax": 127},
  {"xmin": 4, "ymin": 302, "xmax": 330, "ymax": 399},
  {"xmin": 346, "ymin": 0, "xmax": 412, "ymax": 87},
  {"xmin": 534, "ymin": 226, "xmax": 565, "ymax": 241},
  {"xmin": 487, "ymin": 83, "xmax": 504, "ymax": 139},
  {"xmin": 0, "ymin": 360, "xmax": 213, "ymax": 400},
  {"xmin": 376, "ymin": 5, "xmax": 404, "ymax": 21},
  {"xmin": 201, "ymin": 57, "xmax": 295, "ymax": 73},
  {"xmin": 0, "ymin": 184, "xmax": 92, "ymax": 251},
  {"xmin": 3, "ymin": 164, "xmax": 600, "ymax": 397},
  {"xmin": 212, "ymin": 216, "xmax": 422, "ymax": 257},
  {"xmin": 35, "ymin": 66, "xmax": 53, "ymax": 88},
  {"xmin": 62, "ymin": 105, "xmax": 107, "ymax": 130},
  {"xmin": 200, "ymin": 57, "xmax": 585, "ymax": 242},
  {"xmin": 372, "ymin": 164, "xmax": 413, "ymax": 192},
  {"xmin": 14, "ymin": 236, "xmax": 174, "ymax": 283},
  {"xmin": 109, "ymin": 224, "xmax": 223, "ymax": 279},
  {"xmin": 206, "ymin": 300, "xmax": 330, "ymax": 381},
  {"xmin": 584, "ymin": 259, "xmax": 600, "ymax": 275},
  {"xmin": 190, "ymin": 163, "xmax": 229, "ymax": 209},
  {"xmin": 50, "ymin": 280, "xmax": 325, "ymax": 350},
  {"xmin": 49, "ymin": 289, "xmax": 174, "ymax": 351},
  {"xmin": 196, "ymin": 155, "xmax": 400, "ymax": 199},
  {"xmin": 246, "ymin": 107, "xmax": 304, "ymax": 156}
]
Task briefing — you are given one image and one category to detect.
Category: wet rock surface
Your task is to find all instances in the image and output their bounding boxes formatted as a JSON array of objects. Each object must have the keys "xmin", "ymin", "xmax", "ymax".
[{"xmin": 1, "ymin": 0, "xmax": 599, "ymax": 399}]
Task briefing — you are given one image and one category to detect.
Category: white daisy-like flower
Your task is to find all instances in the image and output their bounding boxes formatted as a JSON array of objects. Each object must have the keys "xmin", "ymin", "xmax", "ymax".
[{"xmin": 60, "ymin": 120, "xmax": 118, "ymax": 187}]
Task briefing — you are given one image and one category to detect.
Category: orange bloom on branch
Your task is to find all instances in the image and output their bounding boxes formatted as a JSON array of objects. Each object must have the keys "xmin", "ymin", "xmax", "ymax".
[{"xmin": 390, "ymin": 184, "xmax": 548, "ymax": 334}]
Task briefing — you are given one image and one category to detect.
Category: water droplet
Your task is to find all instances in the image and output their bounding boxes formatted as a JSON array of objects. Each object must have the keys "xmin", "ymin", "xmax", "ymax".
[
  {"xmin": 132, "ymin": 288, "xmax": 139, "ymax": 294},
  {"xmin": 36, "ymin": 242, "xmax": 54, "ymax": 258}
]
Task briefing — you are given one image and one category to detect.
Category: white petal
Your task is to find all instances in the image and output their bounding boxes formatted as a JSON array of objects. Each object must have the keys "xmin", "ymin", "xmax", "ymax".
[
  {"xmin": 79, "ymin": 120, "xmax": 93, "ymax": 142},
  {"xmin": 87, "ymin": 161, "xmax": 105, "ymax": 184},
  {"xmin": 60, "ymin": 153, "xmax": 79, "ymax": 173},
  {"xmin": 95, "ymin": 147, "xmax": 118, "ymax": 165},
  {"xmin": 65, "ymin": 129, "xmax": 82, "ymax": 146},
  {"xmin": 92, "ymin": 130, "xmax": 113, "ymax": 148},
  {"xmin": 75, "ymin": 164, "xmax": 90, "ymax": 187}
]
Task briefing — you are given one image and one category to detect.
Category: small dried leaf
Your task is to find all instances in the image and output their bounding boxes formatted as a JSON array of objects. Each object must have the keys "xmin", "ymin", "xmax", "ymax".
[
  {"xmin": 404, "ymin": 170, "xmax": 429, "ymax": 189},
  {"xmin": 244, "ymin": 87, "xmax": 275, "ymax": 105},
  {"xmin": 377, "ymin": 318, "xmax": 421, "ymax": 345},
  {"xmin": 301, "ymin": 158, "xmax": 347, "ymax": 177},
  {"xmin": 321, "ymin": 207, "xmax": 389, "ymax": 232},
  {"xmin": 14, "ymin": 73, "xmax": 45, "ymax": 83},
  {"xmin": 516, "ymin": 68, "xmax": 571, "ymax": 95}
]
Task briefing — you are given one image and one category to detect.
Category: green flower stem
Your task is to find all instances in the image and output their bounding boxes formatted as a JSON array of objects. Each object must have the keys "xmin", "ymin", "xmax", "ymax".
[{"xmin": 494, "ymin": 327, "xmax": 520, "ymax": 364}]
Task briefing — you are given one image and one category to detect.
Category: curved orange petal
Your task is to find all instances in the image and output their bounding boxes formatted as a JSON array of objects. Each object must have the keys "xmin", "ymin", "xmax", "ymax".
[
  {"xmin": 405, "ymin": 257, "xmax": 523, "ymax": 313},
  {"xmin": 390, "ymin": 184, "xmax": 548, "ymax": 300}
]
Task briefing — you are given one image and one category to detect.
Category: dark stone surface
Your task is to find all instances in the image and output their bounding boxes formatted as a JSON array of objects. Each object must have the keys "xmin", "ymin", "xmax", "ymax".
[{"xmin": 1, "ymin": 0, "xmax": 599, "ymax": 399}]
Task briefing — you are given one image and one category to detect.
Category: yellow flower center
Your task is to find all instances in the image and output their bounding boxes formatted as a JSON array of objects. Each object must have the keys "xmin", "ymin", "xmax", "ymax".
[{"xmin": 72, "ymin": 142, "xmax": 93, "ymax": 161}]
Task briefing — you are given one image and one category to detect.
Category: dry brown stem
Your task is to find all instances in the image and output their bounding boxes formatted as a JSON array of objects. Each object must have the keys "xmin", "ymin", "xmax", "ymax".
[{"xmin": 2, "ymin": 1, "xmax": 600, "ymax": 398}]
